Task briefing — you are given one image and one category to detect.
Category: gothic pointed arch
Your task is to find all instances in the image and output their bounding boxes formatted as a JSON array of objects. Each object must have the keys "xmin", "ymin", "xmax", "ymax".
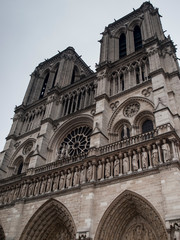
[
  {"xmin": 0, "ymin": 223, "xmax": 5, "ymax": 240},
  {"xmin": 19, "ymin": 199, "xmax": 76, "ymax": 240},
  {"xmin": 94, "ymin": 190, "xmax": 168, "ymax": 240}
]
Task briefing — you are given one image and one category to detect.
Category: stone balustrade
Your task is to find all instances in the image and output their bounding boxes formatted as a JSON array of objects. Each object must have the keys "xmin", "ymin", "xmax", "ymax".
[{"xmin": 0, "ymin": 130, "xmax": 180, "ymax": 206}]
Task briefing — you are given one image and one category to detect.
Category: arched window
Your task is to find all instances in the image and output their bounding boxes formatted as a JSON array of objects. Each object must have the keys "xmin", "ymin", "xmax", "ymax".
[
  {"xmin": 142, "ymin": 120, "xmax": 153, "ymax": 133},
  {"xmin": 52, "ymin": 67, "xmax": 58, "ymax": 88},
  {"xmin": 134, "ymin": 26, "xmax": 142, "ymax": 51},
  {"xmin": 119, "ymin": 33, "xmax": 126, "ymax": 58},
  {"xmin": 17, "ymin": 161, "xmax": 23, "ymax": 175},
  {"xmin": 39, "ymin": 72, "xmax": 49, "ymax": 99},
  {"xmin": 71, "ymin": 66, "xmax": 80, "ymax": 84}
]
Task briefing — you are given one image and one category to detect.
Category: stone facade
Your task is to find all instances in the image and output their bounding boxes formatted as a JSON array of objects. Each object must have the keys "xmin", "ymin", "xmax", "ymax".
[{"xmin": 0, "ymin": 2, "xmax": 180, "ymax": 240}]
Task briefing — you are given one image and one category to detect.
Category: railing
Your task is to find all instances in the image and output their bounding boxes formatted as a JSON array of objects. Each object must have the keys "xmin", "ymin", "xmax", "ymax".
[{"xmin": 0, "ymin": 124, "xmax": 179, "ymax": 207}]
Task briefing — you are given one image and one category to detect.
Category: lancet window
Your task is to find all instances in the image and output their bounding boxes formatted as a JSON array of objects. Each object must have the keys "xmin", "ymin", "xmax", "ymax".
[
  {"xmin": 60, "ymin": 83, "xmax": 95, "ymax": 117},
  {"xmin": 109, "ymin": 56, "xmax": 150, "ymax": 96},
  {"xmin": 134, "ymin": 25, "xmax": 142, "ymax": 51},
  {"xmin": 71, "ymin": 66, "xmax": 80, "ymax": 84},
  {"xmin": 39, "ymin": 72, "xmax": 49, "ymax": 99},
  {"xmin": 20, "ymin": 105, "xmax": 46, "ymax": 135},
  {"xmin": 52, "ymin": 67, "xmax": 58, "ymax": 88},
  {"xmin": 119, "ymin": 33, "xmax": 126, "ymax": 58}
]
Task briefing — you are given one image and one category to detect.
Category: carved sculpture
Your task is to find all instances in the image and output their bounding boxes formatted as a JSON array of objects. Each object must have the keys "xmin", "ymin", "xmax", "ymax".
[
  {"xmin": 73, "ymin": 167, "xmax": 80, "ymax": 186},
  {"xmin": 142, "ymin": 148, "xmax": 148, "ymax": 168},
  {"xmin": 80, "ymin": 166, "xmax": 86, "ymax": 184},
  {"xmin": 114, "ymin": 156, "xmax": 120, "ymax": 176},
  {"xmin": 53, "ymin": 173, "xmax": 59, "ymax": 191},
  {"xmin": 87, "ymin": 162, "xmax": 93, "ymax": 182},
  {"xmin": 162, "ymin": 139, "xmax": 171, "ymax": 162},
  {"xmin": 123, "ymin": 153, "xmax": 129, "ymax": 174},
  {"xmin": 105, "ymin": 158, "xmax": 111, "ymax": 178},
  {"xmin": 66, "ymin": 170, "xmax": 72, "ymax": 188},
  {"xmin": 132, "ymin": 150, "xmax": 139, "ymax": 171},
  {"xmin": 152, "ymin": 144, "xmax": 159, "ymax": 166},
  {"xmin": 97, "ymin": 161, "xmax": 102, "ymax": 180},
  {"xmin": 59, "ymin": 171, "xmax": 65, "ymax": 190}
]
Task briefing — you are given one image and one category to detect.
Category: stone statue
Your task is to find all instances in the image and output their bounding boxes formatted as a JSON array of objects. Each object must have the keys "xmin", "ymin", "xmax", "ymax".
[
  {"xmin": 40, "ymin": 178, "xmax": 46, "ymax": 194},
  {"xmin": 142, "ymin": 148, "xmax": 148, "ymax": 168},
  {"xmin": 123, "ymin": 153, "xmax": 129, "ymax": 174},
  {"xmin": 105, "ymin": 158, "xmax": 111, "ymax": 178},
  {"xmin": 97, "ymin": 161, "xmax": 102, "ymax": 180},
  {"xmin": 80, "ymin": 166, "xmax": 86, "ymax": 184},
  {"xmin": 53, "ymin": 173, "xmax": 59, "ymax": 191},
  {"xmin": 60, "ymin": 143, "xmax": 66, "ymax": 158},
  {"xmin": 34, "ymin": 180, "xmax": 40, "ymax": 196},
  {"xmin": 162, "ymin": 139, "xmax": 171, "ymax": 162},
  {"xmin": 59, "ymin": 171, "xmax": 65, "ymax": 190},
  {"xmin": 87, "ymin": 162, "xmax": 93, "ymax": 182},
  {"xmin": 114, "ymin": 156, "xmax": 120, "ymax": 176},
  {"xmin": 132, "ymin": 150, "xmax": 138, "ymax": 171},
  {"xmin": 28, "ymin": 181, "xmax": 34, "ymax": 197},
  {"xmin": 46, "ymin": 176, "xmax": 52, "ymax": 192},
  {"xmin": 21, "ymin": 182, "xmax": 28, "ymax": 198},
  {"xmin": 151, "ymin": 144, "xmax": 159, "ymax": 166},
  {"xmin": 66, "ymin": 170, "xmax": 72, "ymax": 188},
  {"xmin": 13, "ymin": 184, "xmax": 20, "ymax": 200},
  {"xmin": 73, "ymin": 167, "xmax": 80, "ymax": 186}
]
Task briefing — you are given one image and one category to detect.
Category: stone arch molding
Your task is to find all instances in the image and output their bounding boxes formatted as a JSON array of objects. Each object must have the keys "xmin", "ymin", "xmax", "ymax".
[
  {"xmin": 19, "ymin": 198, "xmax": 76, "ymax": 240},
  {"xmin": 48, "ymin": 114, "xmax": 93, "ymax": 161},
  {"xmin": 94, "ymin": 190, "xmax": 168, "ymax": 240},
  {"xmin": 108, "ymin": 97, "xmax": 154, "ymax": 132}
]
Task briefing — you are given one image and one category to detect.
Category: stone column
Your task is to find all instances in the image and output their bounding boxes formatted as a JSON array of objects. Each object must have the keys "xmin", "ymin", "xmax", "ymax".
[
  {"xmin": 119, "ymin": 153, "xmax": 123, "ymax": 176},
  {"xmin": 128, "ymin": 150, "xmax": 132, "ymax": 174},
  {"xmin": 110, "ymin": 156, "xmax": 114, "ymax": 178},
  {"xmin": 92, "ymin": 160, "xmax": 97, "ymax": 182},
  {"xmin": 101, "ymin": 158, "xmax": 105, "ymax": 180},
  {"xmin": 137, "ymin": 148, "xmax": 142, "ymax": 171},
  {"xmin": 170, "ymin": 138, "xmax": 178, "ymax": 161}
]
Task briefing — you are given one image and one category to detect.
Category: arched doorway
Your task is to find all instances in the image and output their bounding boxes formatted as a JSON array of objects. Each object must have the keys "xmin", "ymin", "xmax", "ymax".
[
  {"xmin": 19, "ymin": 199, "xmax": 76, "ymax": 240},
  {"xmin": 0, "ymin": 224, "xmax": 5, "ymax": 240},
  {"xmin": 94, "ymin": 190, "xmax": 168, "ymax": 240}
]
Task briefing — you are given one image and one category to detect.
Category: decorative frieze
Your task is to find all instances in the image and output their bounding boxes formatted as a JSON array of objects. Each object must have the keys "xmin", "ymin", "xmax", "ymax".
[{"xmin": 0, "ymin": 132, "xmax": 179, "ymax": 207}]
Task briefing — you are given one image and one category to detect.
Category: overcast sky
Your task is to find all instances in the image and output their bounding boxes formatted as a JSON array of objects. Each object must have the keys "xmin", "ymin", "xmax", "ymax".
[{"xmin": 0, "ymin": 0, "xmax": 180, "ymax": 151}]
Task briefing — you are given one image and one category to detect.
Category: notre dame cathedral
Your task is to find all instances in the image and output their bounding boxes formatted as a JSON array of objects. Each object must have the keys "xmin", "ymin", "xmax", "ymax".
[{"xmin": 0, "ymin": 2, "xmax": 180, "ymax": 240}]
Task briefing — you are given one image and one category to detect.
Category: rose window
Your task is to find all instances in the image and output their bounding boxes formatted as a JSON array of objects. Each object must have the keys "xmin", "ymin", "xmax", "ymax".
[
  {"xmin": 123, "ymin": 101, "xmax": 140, "ymax": 117},
  {"xmin": 58, "ymin": 126, "xmax": 92, "ymax": 157}
]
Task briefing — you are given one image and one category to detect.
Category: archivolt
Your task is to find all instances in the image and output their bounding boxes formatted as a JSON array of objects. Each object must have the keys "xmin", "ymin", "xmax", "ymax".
[
  {"xmin": 94, "ymin": 190, "xmax": 168, "ymax": 240},
  {"xmin": 19, "ymin": 199, "xmax": 76, "ymax": 240}
]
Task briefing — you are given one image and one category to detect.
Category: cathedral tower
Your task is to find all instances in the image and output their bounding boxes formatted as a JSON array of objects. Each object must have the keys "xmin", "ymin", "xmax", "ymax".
[{"xmin": 0, "ymin": 2, "xmax": 180, "ymax": 240}]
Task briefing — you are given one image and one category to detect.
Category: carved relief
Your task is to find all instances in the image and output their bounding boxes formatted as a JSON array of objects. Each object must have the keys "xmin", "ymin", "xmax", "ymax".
[{"xmin": 123, "ymin": 220, "xmax": 156, "ymax": 240}]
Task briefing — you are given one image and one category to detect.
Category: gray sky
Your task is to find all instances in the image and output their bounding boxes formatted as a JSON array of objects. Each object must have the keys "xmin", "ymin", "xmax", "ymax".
[{"xmin": 0, "ymin": 0, "xmax": 180, "ymax": 151}]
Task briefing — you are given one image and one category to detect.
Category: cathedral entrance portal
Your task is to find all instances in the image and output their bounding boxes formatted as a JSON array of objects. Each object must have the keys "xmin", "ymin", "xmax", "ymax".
[
  {"xmin": 94, "ymin": 190, "xmax": 168, "ymax": 240},
  {"xmin": 19, "ymin": 199, "xmax": 76, "ymax": 240}
]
